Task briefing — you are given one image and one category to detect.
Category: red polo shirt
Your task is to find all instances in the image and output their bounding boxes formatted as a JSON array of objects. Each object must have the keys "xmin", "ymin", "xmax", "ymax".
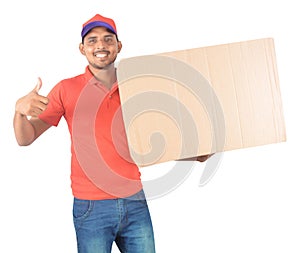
[{"xmin": 39, "ymin": 67, "xmax": 142, "ymax": 200}]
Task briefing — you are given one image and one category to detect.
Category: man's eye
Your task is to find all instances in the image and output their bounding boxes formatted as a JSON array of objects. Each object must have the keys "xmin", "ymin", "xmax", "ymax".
[
  {"xmin": 104, "ymin": 37, "xmax": 113, "ymax": 43},
  {"xmin": 88, "ymin": 39, "xmax": 96, "ymax": 43}
]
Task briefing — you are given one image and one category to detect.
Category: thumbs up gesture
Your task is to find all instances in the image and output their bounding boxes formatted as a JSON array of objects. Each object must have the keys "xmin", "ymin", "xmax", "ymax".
[{"xmin": 15, "ymin": 78, "xmax": 49, "ymax": 117}]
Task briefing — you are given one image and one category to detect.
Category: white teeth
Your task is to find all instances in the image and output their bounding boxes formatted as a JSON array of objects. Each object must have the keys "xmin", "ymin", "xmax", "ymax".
[{"xmin": 95, "ymin": 53, "xmax": 107, "ymax": 58}]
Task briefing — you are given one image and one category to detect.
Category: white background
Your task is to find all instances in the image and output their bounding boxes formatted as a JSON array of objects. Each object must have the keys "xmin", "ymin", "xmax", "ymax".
[{"xmin": 0, "ymin": 0, "xmax": 299, "ymax": 252}]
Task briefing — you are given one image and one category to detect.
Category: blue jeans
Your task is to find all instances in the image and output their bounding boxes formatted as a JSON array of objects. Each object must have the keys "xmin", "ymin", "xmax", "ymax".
[{"xmin": 73, "ymin": 190, "xmax": 156, "ymax": 253}]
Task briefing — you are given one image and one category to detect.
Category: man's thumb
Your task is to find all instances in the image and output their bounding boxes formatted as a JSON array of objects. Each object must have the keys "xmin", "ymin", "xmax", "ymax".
[{"xmin": 34, "ymin": 77, "xmax": 42, "ymax": 93}]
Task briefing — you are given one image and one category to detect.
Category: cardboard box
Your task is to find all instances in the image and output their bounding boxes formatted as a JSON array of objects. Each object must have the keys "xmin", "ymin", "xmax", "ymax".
[{"xmin": 117, "ymin": 38, "xmax": 286, "ymax": 167}]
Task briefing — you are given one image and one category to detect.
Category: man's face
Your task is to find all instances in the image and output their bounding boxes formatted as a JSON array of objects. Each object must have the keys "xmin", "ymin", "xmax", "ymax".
[{"xmin": 79, "ymin": 26, "xmax": 122, "ymax": 71}]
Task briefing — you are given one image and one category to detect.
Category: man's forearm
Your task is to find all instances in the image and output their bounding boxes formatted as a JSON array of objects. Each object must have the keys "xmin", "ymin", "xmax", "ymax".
[{"xmin": 13, "ymin": 112, "xmax": 36, "ymax": 146}]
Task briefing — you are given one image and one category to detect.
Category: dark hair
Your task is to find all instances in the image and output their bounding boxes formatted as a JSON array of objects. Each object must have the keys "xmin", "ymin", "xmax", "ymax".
[{"xmin": 82, "ymin": 28, "xmax": 119, "ymax": 44}]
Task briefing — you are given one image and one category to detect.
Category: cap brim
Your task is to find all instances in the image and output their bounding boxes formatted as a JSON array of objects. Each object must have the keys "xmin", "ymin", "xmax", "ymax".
[{"xmin": 81, "ymin": 21, "xmax": 117, "ymax": 38}]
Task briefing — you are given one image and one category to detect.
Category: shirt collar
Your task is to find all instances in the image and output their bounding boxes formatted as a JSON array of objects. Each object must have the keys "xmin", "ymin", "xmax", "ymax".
[{"xmin": 84, "ymin": 66, "xmax": 119, "ymax": 91}]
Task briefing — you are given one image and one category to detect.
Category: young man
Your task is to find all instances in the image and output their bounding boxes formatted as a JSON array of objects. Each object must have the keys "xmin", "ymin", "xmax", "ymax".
[
  {"xmin": 14, "ymin": 13, "xmax": 156, "ymax": 253},
  {"xmin": 14, "ymin": 14, "xmax": 212, "ymax": 253}
]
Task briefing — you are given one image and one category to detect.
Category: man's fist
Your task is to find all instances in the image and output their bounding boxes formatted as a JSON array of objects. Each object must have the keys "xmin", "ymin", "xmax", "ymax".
[{"xmin": 15, "ymin": 78, "xmax": 49, "ymax": 117}]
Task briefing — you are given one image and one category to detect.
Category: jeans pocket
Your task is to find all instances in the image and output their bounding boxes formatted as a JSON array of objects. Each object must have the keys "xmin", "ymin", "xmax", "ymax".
[
  {"xmin": 73, "ymin": 198, "xmax": 93, "ymax": 220},
  {"xmin": 132, "ymin": 190, "xmax": 148, "ymax": 206}
]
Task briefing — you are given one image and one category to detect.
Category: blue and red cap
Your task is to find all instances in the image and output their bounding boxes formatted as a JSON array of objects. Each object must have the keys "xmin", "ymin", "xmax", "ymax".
[{"xmin": 81, "ymin": 14, "xmax": 117, "ymax": 38}]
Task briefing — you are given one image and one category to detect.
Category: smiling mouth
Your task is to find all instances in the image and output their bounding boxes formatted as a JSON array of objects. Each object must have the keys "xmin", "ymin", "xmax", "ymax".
[
  {"xmin": 94, "ymin": 51, "xmax": 109, "ymax": 58},
  {"xmin": 95, "ymin": 54, "xmax": 107, "ymax": 58}
]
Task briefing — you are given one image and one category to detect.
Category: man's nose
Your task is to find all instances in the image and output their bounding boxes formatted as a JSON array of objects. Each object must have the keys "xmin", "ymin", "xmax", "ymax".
[{"xmin": 96, "ymin": 39, "xmax": 106, "ymax": 49}]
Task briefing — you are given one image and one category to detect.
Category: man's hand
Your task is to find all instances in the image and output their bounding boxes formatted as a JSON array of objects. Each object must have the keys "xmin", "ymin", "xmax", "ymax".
[
  {"xmin": 15, "ymin": 77, "xmax": 49, "ymax": 117},
  {"xmin": 196, "ymin": 153, "xmax": 215, "ymax": 162},
  {"xmin": 177, "ymin": 153, "xmax": 215, "ymax": 162},
  {"xmin": 13, "ymin": 77, "xmax": 51, "ymax": 146}
]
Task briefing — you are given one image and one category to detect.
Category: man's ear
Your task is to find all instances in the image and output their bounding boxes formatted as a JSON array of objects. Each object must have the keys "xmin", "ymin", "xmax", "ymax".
[
  {"xmin": 117, "ymin": 41, "xmax": 122, "ymax": 53},
  {"xmin": 79, "ymin": 43, "xmax": 86, "ymax": 55}
]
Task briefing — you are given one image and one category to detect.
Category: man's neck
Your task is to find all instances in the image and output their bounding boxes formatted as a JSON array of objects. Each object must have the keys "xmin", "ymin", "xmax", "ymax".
[{"xmin": 89, "ymin": 65, "xmax": 117, "ymax": 90}]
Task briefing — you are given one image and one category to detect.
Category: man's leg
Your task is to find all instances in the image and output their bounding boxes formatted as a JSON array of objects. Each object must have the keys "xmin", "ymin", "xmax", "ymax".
[
  {"xmin": 73, "ymin": 198, "xmax": 119, "ymax": 253},
  {"xmin": 115, "ymin": 190, "xmax": 156, "ymax": 253}
]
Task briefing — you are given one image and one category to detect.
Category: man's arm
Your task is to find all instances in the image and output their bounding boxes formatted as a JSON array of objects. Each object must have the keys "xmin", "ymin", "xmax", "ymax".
[{"xmin": 13, "ymin": 78, "xmax": 51, "ymax": 146}]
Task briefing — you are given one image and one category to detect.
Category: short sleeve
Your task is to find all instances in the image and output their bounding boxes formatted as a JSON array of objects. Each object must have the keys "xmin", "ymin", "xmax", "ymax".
[{"xmin": 39, "ymin": 82, "xmax": 65, "ymax": 126}]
